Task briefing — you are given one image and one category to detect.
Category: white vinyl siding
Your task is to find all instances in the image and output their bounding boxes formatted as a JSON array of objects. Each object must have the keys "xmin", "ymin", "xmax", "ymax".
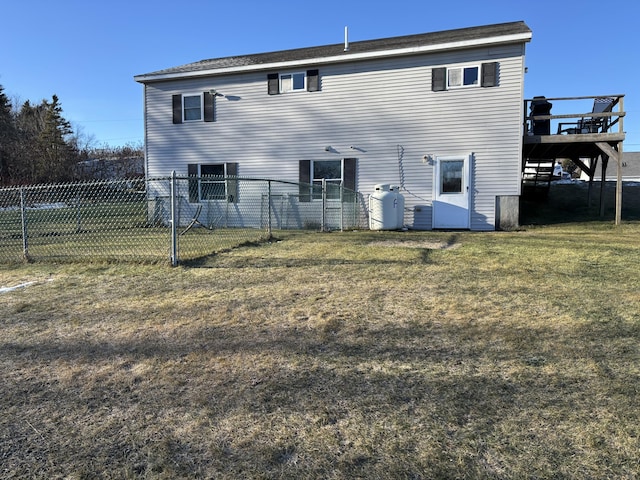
[{"xmin": 143, "ymin": 42, "xmax": 526, "ymax": 230}]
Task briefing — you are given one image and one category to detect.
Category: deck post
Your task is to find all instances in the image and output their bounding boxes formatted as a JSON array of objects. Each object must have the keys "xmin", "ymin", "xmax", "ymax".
[
  {"xmin": 615, "ymin": 141, "xmax": 623, "ymax": 225},
  {"xmin": 587, "ymin": 157, "xmax": 596, "ymax": 208},
  {"xmin": 596, "ymin": 141, "xmax": 623, "ymax": 223},
  {"xmin": 615, "ymin": 97, "xmax": 624, "ymax": 225},
  {"xmin": 599, "ymin": 156, "xmax": 608, "ymax": 217}
]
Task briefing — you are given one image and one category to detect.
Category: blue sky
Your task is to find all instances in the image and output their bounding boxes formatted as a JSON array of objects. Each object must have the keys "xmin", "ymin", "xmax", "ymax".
[{"xmin": 1, "ymin": 0, "xmax": 637, "ymax": 150}]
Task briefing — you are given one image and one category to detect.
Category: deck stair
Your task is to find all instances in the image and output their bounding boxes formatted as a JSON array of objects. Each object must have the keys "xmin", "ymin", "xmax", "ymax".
[{"xmin": 522, "ymin": 159, "xmax": 554, "ymax": 193}]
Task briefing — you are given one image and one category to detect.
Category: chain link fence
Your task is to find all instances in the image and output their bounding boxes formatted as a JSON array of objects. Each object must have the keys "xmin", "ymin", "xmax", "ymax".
[{"xmin": 0, "ymin": 175, "xmax": 366, "ymax": 265}]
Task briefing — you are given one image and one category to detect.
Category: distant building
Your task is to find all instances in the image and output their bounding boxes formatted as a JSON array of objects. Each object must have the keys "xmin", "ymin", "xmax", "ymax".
[
  {"xmin": 75, "ymin": 157, "xmax": 144, "ymax": 180},
  {"xmin": 578, "ymin": 152, "xmax": 640, "ymax": 182}
]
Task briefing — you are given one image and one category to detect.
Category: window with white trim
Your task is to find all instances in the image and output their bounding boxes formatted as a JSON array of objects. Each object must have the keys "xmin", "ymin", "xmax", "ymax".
[
  {"xmin": 280, "ymin": 72, "xmax": 306, "ymax": 93},
  {"xmin": 200, "ymin": 164, "xmax": 226, "ymax": 200},
  {"xmin": 183, "ymin": 94, "xmax": 202, "ymax": 121},
  {"xmin": 432, "ymin": 62, "xmax": 498, "ymax": 91},
  {"xmin": 298, "ymin": 158, "xmax": 357, "ymax": 202},
  {"xmin": 172, "ymin": 92, "xmax": 216, "ymax": 123},
  {"xmin": 447, "ymin": 66, "xmax": 479, "ymax": 88},
  {"xmin": 312, "ymin": 160, "xmax": 342, "ymax": 199},
  {"xmin": 187, "ymin": 163, "xmax": 238, "ymax": 202},
  {"xmin": 268, "ymin": 70, "xmax": 320, "ymax": 95}
]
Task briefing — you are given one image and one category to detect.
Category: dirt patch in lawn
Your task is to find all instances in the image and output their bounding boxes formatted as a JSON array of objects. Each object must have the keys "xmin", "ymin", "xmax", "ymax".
[{"xmin": 368, "ymin": 239, "xmax": 461, "ymax": 250}]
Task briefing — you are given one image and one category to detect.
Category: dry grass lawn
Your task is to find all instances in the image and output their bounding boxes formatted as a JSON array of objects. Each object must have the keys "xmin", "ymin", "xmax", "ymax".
[{"xmin": 1, "ymin": 214, "xmax": 639, "ymax": 477}]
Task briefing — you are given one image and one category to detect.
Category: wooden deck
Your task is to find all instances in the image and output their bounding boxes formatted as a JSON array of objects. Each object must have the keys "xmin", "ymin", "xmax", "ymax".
[
  {"xmin": 522, "ymin": 95, "xmax": 626, "ymax": 223},
  {"xmin": 523, "ymin": 95, "xmax": 625, "ymax": 160},
  {"xmin": 523, "ymin": 131, "xmax": 625, "ymax": 160}
]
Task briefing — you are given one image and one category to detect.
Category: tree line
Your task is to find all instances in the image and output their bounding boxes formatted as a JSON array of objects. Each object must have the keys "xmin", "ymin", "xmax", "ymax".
[{"xmin": 0, "ymin": 84, "xmax": 143, "ymax": 186}]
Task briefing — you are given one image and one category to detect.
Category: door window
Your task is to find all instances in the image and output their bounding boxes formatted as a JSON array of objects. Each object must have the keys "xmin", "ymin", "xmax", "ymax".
[{"xmin": 440, "ymin": 160, "xmax": 464, "ymax": 193}]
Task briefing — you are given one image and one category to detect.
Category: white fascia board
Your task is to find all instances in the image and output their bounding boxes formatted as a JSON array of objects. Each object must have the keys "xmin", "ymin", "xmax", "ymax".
[{"xmin": 134, "ymin": 32, "xmax": 532, "ymax": 83}]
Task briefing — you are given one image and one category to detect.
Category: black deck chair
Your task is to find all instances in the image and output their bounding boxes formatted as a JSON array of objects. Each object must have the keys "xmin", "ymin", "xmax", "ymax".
[{"xmin": 558, "ymin": 97, "xmax": 616, "ymax": 134}]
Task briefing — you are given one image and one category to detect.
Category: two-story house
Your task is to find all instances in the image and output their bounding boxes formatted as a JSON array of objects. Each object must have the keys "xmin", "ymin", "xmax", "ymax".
[{"xmin": 134, "ymin": 21, "xmax": 532, "ymax": 230}]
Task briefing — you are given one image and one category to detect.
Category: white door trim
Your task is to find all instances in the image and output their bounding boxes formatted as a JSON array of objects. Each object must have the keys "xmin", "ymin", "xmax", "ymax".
[{"xmin": 432, "ymin": 154, "xmax": 472, "ymax": 229}]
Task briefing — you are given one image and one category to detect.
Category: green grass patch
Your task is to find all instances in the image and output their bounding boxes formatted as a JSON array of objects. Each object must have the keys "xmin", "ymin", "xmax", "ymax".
[{"xmin": 1, "ymin": 223, "xmax": 638, "ymax": 478}]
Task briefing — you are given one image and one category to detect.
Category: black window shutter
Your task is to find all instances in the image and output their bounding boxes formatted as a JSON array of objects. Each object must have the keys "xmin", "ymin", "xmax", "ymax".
[
  {"xmin": 481, "ymin": 62, "xmax": 498, "ymax": 87},
  {"xmin": 267, "ymin": 73, "xmax": 279, "ymax": 95},
  {"xmin": 299, "ymin": 160, "xmax": 311, "ymax": 202},
  {"xmin": 307, "ymin": 69, "xmax": 319, "ymax": 92},
  {"xmin": 343, "ymin": 158, "xmax": 357, "ymax": 203},
  {"xmin": 432, "ymin": 68, "xmax": 446, "ymax": 91},
  {"xmin": 188, "ymin": 164, "xmax": 199, "ymax": 202},
  {"xmin": 172, "ymin": 94, "xmax": 183, "ymax": 124},
  {"xmin": 226, "ymin": 162, "xmax": 238, "ymax": 203},
  {"xmin": 203, "ymin": 92, "xmax": 215, "ymax": 122}
]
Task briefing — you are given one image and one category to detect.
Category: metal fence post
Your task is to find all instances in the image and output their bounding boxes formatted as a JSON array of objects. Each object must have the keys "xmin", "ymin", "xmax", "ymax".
[
  {"xmin": 75, "ymin": 193, "xmax": 82, "ymax": 233},
  {"xmin": 321, "ymin": 178, "xmax": 327, "ymax": 232},
  {"xmin": 170, "ymin": 171, "xmax": 178, "ymax": 266},
  {"xmin": 340, "ymin": 184, "xmax": 344, "ymax": 232},
  {"xmin": 267, "ymin": 180, "xmax": 272, "ymax": 238},
  {"xmin": 20, "ymin": 188, "xmax": 29, "ymax": 261}
]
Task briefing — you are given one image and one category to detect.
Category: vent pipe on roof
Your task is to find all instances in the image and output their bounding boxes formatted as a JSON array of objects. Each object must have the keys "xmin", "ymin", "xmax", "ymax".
[{"xmin": 344, "ymin": 26, "xmax": 349, "ymax": 52}]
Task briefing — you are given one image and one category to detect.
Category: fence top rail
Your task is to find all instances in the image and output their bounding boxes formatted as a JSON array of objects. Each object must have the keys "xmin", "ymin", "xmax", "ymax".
[
  {"xmin": 151, "ymin": 175, "xmax": 358, "ymax": 193},
  {"xmin": 158, "ymin": 175, "xmax": 302, "ymax": 187},
  {"xmin": 1, "ymin": 176, "xmax": 358, "ymax": 196},
  {"xmin": 0, "ymin": 178, "xmax": 144, "ymax": 193}
]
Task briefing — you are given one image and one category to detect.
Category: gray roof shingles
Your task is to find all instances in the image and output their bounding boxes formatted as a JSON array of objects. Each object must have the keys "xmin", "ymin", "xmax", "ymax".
[{"xmin": 140, "ymin": 21, "xmax": 531, "ymax": 78}]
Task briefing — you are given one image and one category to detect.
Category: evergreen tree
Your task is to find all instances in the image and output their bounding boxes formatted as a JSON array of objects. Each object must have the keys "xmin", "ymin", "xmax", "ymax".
[
  {"xmin": 0, "ymin": 85, "xmax": 16, "ymax": 184},
  {"xmin": 13, "ymin": 100, "xmax": 45, "ymax": 183},
  {"xmin": 0, "ymin": 84, "xmax": 84, "ymax": 185},
  {"xmin": 35, "ymin": 95, "xmax": 76, "ymax": 182}
]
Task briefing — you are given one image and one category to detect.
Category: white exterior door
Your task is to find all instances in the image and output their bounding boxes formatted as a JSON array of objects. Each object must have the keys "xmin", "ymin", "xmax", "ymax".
[{"xmin": 433, "ymin": 155, "xmax": 471, "ymax": 229}]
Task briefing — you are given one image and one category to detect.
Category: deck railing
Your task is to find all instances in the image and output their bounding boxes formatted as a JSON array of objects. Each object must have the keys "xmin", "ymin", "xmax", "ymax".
[{"xmin": 523, "ymin": 95, "xmax": 625, "ymax": 137}]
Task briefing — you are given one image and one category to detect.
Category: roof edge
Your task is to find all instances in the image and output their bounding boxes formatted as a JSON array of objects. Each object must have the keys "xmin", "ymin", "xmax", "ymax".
[{"xmin": 135, "ymin": 23, "xmax": 532, "ymax": 84}]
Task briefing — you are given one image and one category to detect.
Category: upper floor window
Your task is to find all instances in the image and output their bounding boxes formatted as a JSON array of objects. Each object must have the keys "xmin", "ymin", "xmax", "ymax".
[
  {"xmin": 183, "ymin": 94, "xmax": 202, "ymax": 121},
  {"xmin": 280, "ymin": 72, "xmax": 306, "ymax": 93},
  {"xmin": 432, "ymin": 62, "xmax": 498, "ymax": 92},
  {"xmin": 447, "ymin": 66, "xmax": 479, "ymax": 88},
  {"xmin": 268, "ymin": 70, "xmax": 320, "ymax": 95},
  {"xmin": 172, "ymin": 92, "xmax": 215, "ymax": 124}
]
